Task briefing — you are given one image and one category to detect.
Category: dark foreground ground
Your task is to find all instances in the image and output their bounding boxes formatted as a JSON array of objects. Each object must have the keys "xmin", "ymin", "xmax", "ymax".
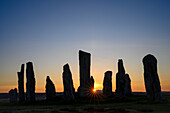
[{"xmin": 0, "ymin": 93, "xmax": 170, "ymax": 113}]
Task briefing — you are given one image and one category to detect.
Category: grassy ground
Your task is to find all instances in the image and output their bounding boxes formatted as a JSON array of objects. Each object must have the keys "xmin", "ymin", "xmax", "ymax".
[{"xmin": 0, "ymin": 94, "xmax": 170, "ymax": 113}]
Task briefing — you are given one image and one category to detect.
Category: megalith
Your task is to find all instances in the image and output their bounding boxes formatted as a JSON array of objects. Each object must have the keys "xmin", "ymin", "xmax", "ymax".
[
  {"xmin": 143, "ymin": 54, "xmax": 163, "ymax": 101},
  {"xmin": 124, "ymin": 74, "xmax": 132, "ymax": 95},
  {"xmin": 26, "ymin": 62, "xmax": 36, "ymax": 102},
  {"xmin": 78, "ymin": 50, "xmax": 91, "ymax": 97},
  {"xmin": 103, "ymin": 71, "xmax": 112, "ymax": 97},
  {"xmin": 9, "ymin": 88, "xmax": 17, "ymax": 103},
  {"xmin": 62, "ymin": 64, "xmax": 75, "ymax": 101},
  {"xmin": 17, "ymin": 64, "xmax": 25, "ymax": 102},
  {"xmin": 46, "ymin": 76, "xmax": 56, "ymax": 99},
  {"xmin": 115, "ymin": 59, "xmax": 132, "ymax": 98}
]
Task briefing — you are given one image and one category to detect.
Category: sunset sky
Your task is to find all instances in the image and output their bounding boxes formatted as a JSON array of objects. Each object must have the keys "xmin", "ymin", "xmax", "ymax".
[{"xmin": 0, "ymin": 0, "xmax": 170, "ymax": 93}]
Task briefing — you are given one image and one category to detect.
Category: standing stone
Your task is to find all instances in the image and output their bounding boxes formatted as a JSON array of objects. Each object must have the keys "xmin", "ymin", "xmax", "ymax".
[
  {"xmin": 26, "ymin": 62, "xmax": 36, "ymax": 102},
  {"xmin": 143, "ymin": 54, "xmax": 163, "ymax": 101},
  {"xmin": 9, "ymin": 88, "xmax": 17, "ymax": 103},
  {"xmin": 78, "ymin": 50, "xmax": 91, "ymax": 97},
  {"xmin": 103, "ymin": 71, "xmax": 112, "ymax": 97},
  {"xmin": 63, "ymin": 64, "xmax": 75, "ymax": 101},
  {"xmin": 90, "ymin": 76, "xmax": 94, "ymax": 91},
  {"xmin": 46, "ymin": 76, "xmax": 56, "ymax": 99},
  {"xmin": 124, "ymin": 74, "xmax": 132, "ymax": 95},
  {"xmin": 116, "ymin": 59, "xmax": 125, "ymax": 98},
  {"xmin": 115, "ymin": 59, "xmax": 132, "ymax": 98},
  {"xmin": 17, "ymin": 64, "xmax": 25, "ymax": 102}
]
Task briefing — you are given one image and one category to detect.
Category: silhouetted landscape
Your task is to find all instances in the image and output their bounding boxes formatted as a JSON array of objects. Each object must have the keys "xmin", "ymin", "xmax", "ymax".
[
  {"xmin": 0, "ymin": 92, "xmax": 170, "ymax": 113},
  {"xmin": 1, "ymin": 0, "xmax": 170, "ymax": 113},
  {"xmin": 0, "ymin": 50, "xmax": 170, "ymax": 113}
]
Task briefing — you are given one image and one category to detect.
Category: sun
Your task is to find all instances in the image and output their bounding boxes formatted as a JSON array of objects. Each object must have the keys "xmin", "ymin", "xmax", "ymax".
[{"xmin": 93, "ymin": 89, "xmax": 96, "ymax": 92}]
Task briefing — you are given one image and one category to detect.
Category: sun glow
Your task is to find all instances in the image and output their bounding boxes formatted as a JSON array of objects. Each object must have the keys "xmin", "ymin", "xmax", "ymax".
[{"xmin": 93, "ymin": 89, "xmax": 96, "ymax": 92}]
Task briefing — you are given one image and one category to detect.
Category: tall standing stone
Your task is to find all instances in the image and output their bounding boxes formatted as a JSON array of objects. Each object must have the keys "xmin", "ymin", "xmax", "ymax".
[
  {"xmin": 116, "ymin": 60, "xmax": 125, "ymax": 98},
  {"xmin": 62, "ymin": 64, "xmax": 75, "ymax": 101},
  {"xmin": 103, "ymin": 71, "xmax": 112, "ymax": 97},
  {"xmin": 9, "ymin": 88, "xmax": 17, "ymax": 103},
  {"xmin": 143, "ymin": 54, "xmax": 163, "ymax": 101},
  {"xmin": 17, "ymin": 64, "xmax": 25, "ymax": 102},
  {"xmin": 26, "ymin": 62, "xmax": 36, "ymax": 102},
  {"xmin": 46, "ymin": 76, "xmax": 56, "ymax": 99},
  {"xmin": 78, "ymin": 50, "xmax": 91, "ymax": 97},
  {"xmin": 116, "ymin": 59, "xmax": 132, "ymax": 98}
]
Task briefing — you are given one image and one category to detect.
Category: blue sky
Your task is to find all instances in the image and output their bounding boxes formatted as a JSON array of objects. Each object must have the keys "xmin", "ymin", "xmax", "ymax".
[{"xmin": 0, "ymin": 0, "xmax": 170, "ymax": 92}]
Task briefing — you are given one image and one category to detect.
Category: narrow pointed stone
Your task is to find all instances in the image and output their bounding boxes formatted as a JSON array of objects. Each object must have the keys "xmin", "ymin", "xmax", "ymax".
[
  {"xmin": 18, "ymin": 64, "xmax": 25, "ymax": 102},
  {"xmin": 26, "ymin": 62, "xmax": 36, "ymax": 102},
  {"xmin": 63, "ymin": 64, "xmax": 75, "ymax": 101},
  {"xmin": 46, "ymin": 76, "xmax": 56, "ymax": 99}
]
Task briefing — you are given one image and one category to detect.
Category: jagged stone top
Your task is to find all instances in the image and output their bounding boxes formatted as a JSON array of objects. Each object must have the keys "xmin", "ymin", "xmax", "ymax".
[
  {"xmin": 143, "ymin": 54, "xmax": 157, "ymax": 64},
  {"xmin": 17, "ymin": 64, "xmax": 24, "ymax": 75},
  {"xmin": 26, "ymin": 62, "xmax": 34, "ymax": 70},
  {"xmin": 9, "ymin": 88, "xmax": 17, "ymax": 93},
  {"xmin": 79, "ymin": 50, "xmax": 91, "ymax": 56}
]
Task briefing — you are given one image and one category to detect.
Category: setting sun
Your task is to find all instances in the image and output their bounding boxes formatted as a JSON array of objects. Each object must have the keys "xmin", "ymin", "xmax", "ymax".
[{"xmin": 93, "ymin": 89, "xmax": 96, "ymax": 92}]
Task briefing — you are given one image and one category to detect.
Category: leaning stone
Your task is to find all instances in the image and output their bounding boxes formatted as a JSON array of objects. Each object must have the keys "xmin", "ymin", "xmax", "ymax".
[
  {"xmin": 63, "ymin": 64, "xmax": 75, "ymax": 101},
  {"xmin": 26, "ymin": 62, "xmax": 36, "ymax": 102},
  {"xmin": 46, "ymin": 76, "xmax": 56, "ymax": 99},
  {"xmin": 103, "ymin": 71, "xmax": 112, "ymax": 97},
  {"xmin": 143, "ymin": 54, "xmax": 163, "ymax": 102},
  {"xmin": 9, "ymin": 88, "xmax": 17, "ymax": 103},
  {"xmin": 18, "ymin": 64, "xmax": 25, "ymax": 102}
]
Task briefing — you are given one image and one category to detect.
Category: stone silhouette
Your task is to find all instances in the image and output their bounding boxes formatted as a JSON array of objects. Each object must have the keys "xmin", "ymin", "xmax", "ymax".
[
  {"xmin": 124, "ymin": 74, "xmax": 132, "ymax": 95},
  {"xmin": 26, "ymin": 62, "xmax": 36, "ymax": 102},
  {"xmin": 62, "ymin": 64, "xmax": 75, "ymax": 101},
  {"xmin": 143, "ymin": 54, "xmax": 163, "ymax": 102},
  {"xmin": 116, "ymin": 59, "xmax": 132, "ymax": 98},
  {"xmin": 103, "ymin": 71, "xmax": 112, "ymax": 97},
  {"xmin": 17, "ymin": 64, "xmax": 25, "ymax": 102},
  {"xmin": 46, "ymin": 76, "xmax": 56, "ymax": 99},
  {"xmin": 9, "ymin": 88, "xmax": 17, "ymax": 103},
  {"xmin": 78, "ymin": 50, "xmax": 91, "ymax": 97},
  {"xmin": 90, "ymin": 76, "xmax": 94, "ymax": 91}
]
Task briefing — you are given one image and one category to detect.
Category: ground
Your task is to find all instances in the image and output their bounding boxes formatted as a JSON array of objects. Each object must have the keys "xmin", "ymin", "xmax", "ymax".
[{"xmin": 0, "ymin": 94, "xmax": 170, "ymax": 113}]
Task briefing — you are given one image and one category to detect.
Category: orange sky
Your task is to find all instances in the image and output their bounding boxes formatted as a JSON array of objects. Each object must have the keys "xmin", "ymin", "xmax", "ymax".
[
  {"xmin": 0, "ymin": 60, "xmax": 169, "ymax": 93},
  {"xmin": 1, "ymin": 0, "xmax": 170, "ymax": 93}
]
